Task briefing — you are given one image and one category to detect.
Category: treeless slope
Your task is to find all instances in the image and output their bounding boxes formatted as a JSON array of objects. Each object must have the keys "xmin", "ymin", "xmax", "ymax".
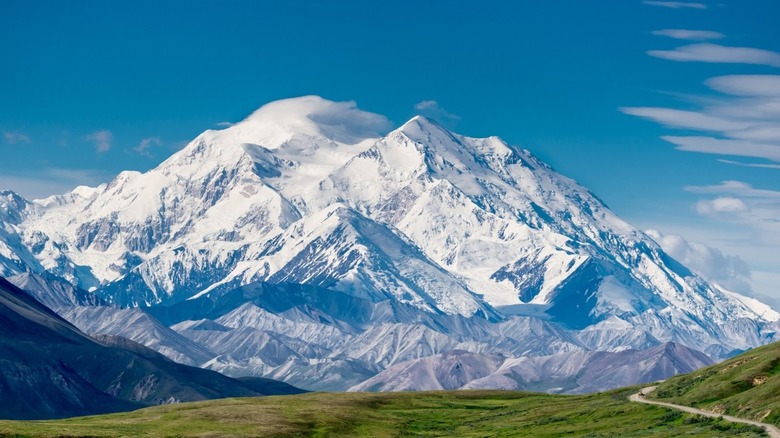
[
  {"xmin": 0, "ymin": 389, "xmax": 767, "ymax": 437},
  {"xmin": 652, "ymin": 340, "xmax": 780, "ymax": 427}
]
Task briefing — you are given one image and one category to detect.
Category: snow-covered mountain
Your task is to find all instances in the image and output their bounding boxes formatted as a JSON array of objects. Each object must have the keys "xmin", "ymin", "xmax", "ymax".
[{"xmin": 1, "ymin": 96, "xmax": 778, "ymax": 391}]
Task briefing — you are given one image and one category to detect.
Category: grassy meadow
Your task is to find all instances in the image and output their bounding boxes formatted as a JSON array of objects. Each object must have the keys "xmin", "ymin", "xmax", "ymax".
[
  {"xmin": 0, "ymin": 387, "xmax": 766, "ymax": 437},
  {"xmin": 653, "ymin": 340, "xmax": 780, "ymax": 427}
]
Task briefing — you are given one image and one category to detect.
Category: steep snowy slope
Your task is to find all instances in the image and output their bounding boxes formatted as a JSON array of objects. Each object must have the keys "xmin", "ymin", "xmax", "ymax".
[
  {"xmin": 0, "ymin": 96, "xmax": 777, "ymax": 371},
  {"xmin": 9, "ymin": 271, "xmax": 106, "ymax": 309},
  {"xmin": 0, "ymin": 191, "xmax": 44, "ymax": 277}
]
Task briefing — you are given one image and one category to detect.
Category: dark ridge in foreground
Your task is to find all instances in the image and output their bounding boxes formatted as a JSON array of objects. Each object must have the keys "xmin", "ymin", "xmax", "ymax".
[{"xmin": 0, "ymin": 276, "xmax": 304, "ymax": 420}]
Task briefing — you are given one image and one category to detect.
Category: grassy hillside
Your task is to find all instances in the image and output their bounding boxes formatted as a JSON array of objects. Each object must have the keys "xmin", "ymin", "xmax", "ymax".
[
  {"xmin": 0, "ymin": 388, "xmax": 766, "ymax": 437},
  {"xmin": 652, "ymin": 340, "xmax": 780, "ymax": 427}
]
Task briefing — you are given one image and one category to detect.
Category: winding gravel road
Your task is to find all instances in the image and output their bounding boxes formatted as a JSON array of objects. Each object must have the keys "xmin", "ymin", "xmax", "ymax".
[{"xmin": 630, "ymin": 386, "xmax": 780, "ymax": 438}]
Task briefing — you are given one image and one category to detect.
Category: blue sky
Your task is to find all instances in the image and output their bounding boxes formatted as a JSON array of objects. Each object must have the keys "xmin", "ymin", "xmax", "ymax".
[{"xmin": 2, "ymin": 1, "xmax": 779, "ymax": 300}]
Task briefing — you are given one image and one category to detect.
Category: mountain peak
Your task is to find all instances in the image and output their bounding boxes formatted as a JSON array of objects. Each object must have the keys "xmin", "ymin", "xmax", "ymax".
[
  {"xmin": 394, "ymin": 115, "xmax": 516, "ymax": 162},
  {"xmin": 397, "ymin": 114, "xmax": 449, "ymax": 138},
  {"xmin": 0, "ymin": 190, "xmax": 28, "ymax": 224},
  {"xmin": 3, "ymin": 97, "xmax": 776, "ymax": 364}
]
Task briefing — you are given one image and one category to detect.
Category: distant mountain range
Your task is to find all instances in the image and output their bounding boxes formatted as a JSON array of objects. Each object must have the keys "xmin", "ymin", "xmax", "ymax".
[{"xmin": 0, "ymin": 96, "xmax": 777, "ymax": 398}]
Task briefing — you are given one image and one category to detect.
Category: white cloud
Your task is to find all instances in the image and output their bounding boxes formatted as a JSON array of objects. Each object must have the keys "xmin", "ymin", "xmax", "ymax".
[
  {"xmin": 706, "ymin": 75, "xmax": 780, "ymax": 97},
  {"xmin": 635, "ymin": 112, "xmax": 780, "ymax": 143},
  {"xmin": 414, "ymin": 100, "xmax": 461, "ymax": 126},
  {"xmin": 86, "ymin": 130, "xmax": 113, "ymax": 153},
  {"xmin": 0, "ymin": 168, "xmax": 112, "ymax": 200},
  {"xmin": 648, "ymin": 44, "xmax": 780, "ymax": 67},
  {"xmin": 639, "ymin": 218, "xmax": 780, "ymax": 302},
  {"xmin": 216, "ymin": 122, "xmax": 234, "ymax": 128},
  {"xmin": 727, "ymin": 124, "xmax": 780, "ymax": 143},
  {"xmin": 624, "ymin": 74, "xmax": 780, "ymax": 165},
  {"xmin": 244, "ymin": 96, "xmax": 393, "ymax": 145},
  {"xmin": 620, "ymin": 107, "xmax": 749, "ymax": 132},
  {"xmin": 718, "ymin": 159, "xmax": 780, "ymax": 170},
  {"xmin": 661, "ymin": 136, "xmax": 780, "ymax": 162},
  {"xmin": 646, "ymin": 229, "xmax": 752, "ymax": 294},
  {"xmin": 134, "ymin": 137, "xmax": 162, "ymax": 157},
  {"xmin": 624, "ymin": 5, "xmax": 780, "ymax": 300},
  {"xmin": 641, "ymin": 198, "xmax": 780, "ymax": 302},
  {"xmin": 643, "ymin": 1, "xmax": 708, "ymax": 9},
  {"xmin": 707, "ymin": 96, "xmax": 780, "ymax": 121},
  {"xmin": 652, "ymin": 29, "xmax": 723, "ymax": 41},
  {"xmin": 685, "ymin": 180, "xmax": 780, "ymax": 199},
  {"xmin": 682, "ymin": 181, "xmax": 780, "ymax": 301},
  {"xmin": 695, "ymin": 197, "xmax": 749, "ymax": 215},
  {"xmin": 3, "ymin": 131, "xmax": 31, "ymax": 144},
  {"xmin": 685, "ymin": 182, "xmax": 780, "ymax": 251},
  {"xmin": 414, "ymin": 100, "xmax": 438, "ymax": 111}
]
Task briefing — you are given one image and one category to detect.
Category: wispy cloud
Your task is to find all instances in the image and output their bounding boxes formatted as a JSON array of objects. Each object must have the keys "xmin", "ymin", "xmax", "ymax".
[
  {"xmin": 646, "ymin": 229, "xmax": 752, "ymax": 294},
  {"xmin": 686, "ymin": 180, "xmax": 780, "ymax": 199},
  {"xmin": 620, "ymin": 107, "xmax": 750, "ymax": 132},
  {"xmin": 3, "ymin": 131, "xmax": 31, "ymax": 144},
  {"xmin": 622, "ymin": 107, "xmax": 780, "ymax": 143},
  {"xmin": 662, "ymin": 136, "xmax": 780, "ymax": 162},
  {"xmin": 652, "ymin": 29, "xmax": 723, "ymax": 41},
  {"xmin": 706, "ymin": 75, "xmax": 780, "ymax": 97},
  {"xmin": 0, "ymin": 167, "xmax": 113, "ymax": 200},
  {"xmin": 682, "ymin": 182, "xmax": 780, "ymax": 300},
  {"xmin": 729, "ymin": 125, "xmax": 780, "ymax": 143},
  {"xmin": 632, "ymin": 3, "xmax": 780, "ymax": 301},
  {"xmin": 685, "ymin": 181, "xmax": 780, "ymax": 245},
  {"xmin": 648, "ymin": 43, "xmax": 780, "ymax": 67},
  {"xmin": 718, "ymin": 159, "xmax": 780, "ymax": 170},
  {"xmin": 134, "ymin": 137, "xmax": 162, "ymax": 157},
  {"xmin": 216, "ymin": 122, "xmax": 234, "ymax": 128},
  {"xmin": 414, "ymin": 100, "xmax": 461, "ymax": 126},
  {"xmin": 623, "ymin": 73, "xmax": 780, "ymax": 165},
  {"xmin": 86, "ymin": 130, "xmax": 113, "ymax": 153},
  {"xmin": 643, "ymin": 1, "xmax": 708, "ymax": 9}
]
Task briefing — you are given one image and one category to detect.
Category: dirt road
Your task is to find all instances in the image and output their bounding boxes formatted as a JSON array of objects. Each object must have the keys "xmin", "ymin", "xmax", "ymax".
[{"xmin": 630, "ymin": 386, "xmax": 780, "ymax": 438}]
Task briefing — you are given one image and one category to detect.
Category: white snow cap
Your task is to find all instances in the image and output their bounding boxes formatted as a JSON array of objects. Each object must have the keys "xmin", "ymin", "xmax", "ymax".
[{"xmin": 232, "ymin": 96, "xmax": 393, "ymax": 146}]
